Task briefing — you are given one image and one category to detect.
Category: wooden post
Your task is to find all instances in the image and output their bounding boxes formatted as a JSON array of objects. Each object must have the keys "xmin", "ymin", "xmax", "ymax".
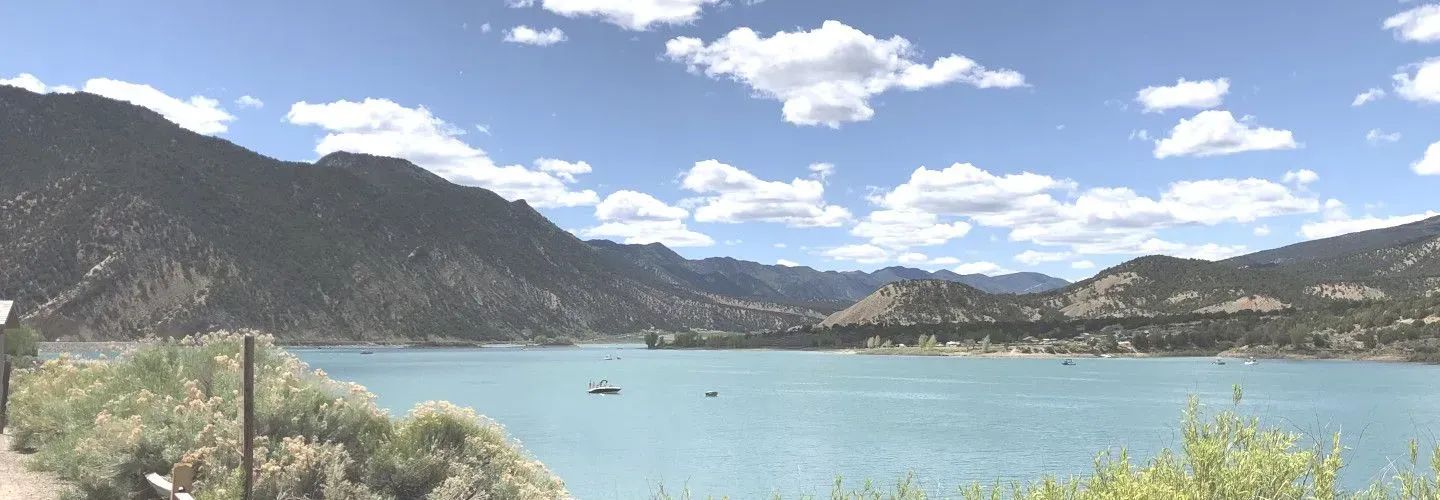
[
  {"xmin": 242, "ymin": 334, "xmax": 254, "ymax": 500},
  {"xmin": 0, "ymin": 330, "xmax": 8, "ymax": 433},
  {"xmin": 170, "ymin": 462, "xmax": 194, "ymax": 499}
]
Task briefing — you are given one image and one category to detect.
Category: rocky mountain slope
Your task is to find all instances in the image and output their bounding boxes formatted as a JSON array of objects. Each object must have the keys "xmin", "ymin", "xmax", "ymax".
[
  {"xmin": 0, "ymin": 87, "xmax": 817, "ymax": 341},
  {"xmin": 588, "ymin": 241, "xmax": 1068, "ymax": 310},
  {"xmin": 824, "ymin": 225, "xmax": 1440, "ymax": 327},
  {"xmin": 819, "ymin": 280, "xmax": 1045, "ymax": 327}
]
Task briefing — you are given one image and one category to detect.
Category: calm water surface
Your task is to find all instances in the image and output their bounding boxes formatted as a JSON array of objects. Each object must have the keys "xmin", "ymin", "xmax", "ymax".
[{"xmin": 295, "ymin": 346, "xmax": 1440, "ymax": 498}]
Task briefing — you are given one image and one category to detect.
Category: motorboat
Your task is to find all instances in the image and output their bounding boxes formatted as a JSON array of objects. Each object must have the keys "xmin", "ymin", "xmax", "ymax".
[
  {"xmin": 359, "ymin": 350, "xmax": 375, "ymax": 355},
  {"xmin": 587, "ymin": 380, "xmax": 621, "ymax": 394},
  {"xmin": 1244, "ymin": 358, "xmax": 1258, "ymax": 365},
  {"xmin": 1213, "ymin": 358, "xmax": 1227, "ymax": 365},
  {"xmin": 705, "ymin": 391, "xmax": 719, "ymax": 397},
  {"xmin": 1061, "ymin": 359, "xmax": 1077, "ymax": 366}
]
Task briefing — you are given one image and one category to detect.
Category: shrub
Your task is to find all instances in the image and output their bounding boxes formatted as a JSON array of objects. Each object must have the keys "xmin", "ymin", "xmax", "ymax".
[
  {"xmin": 6, "ymin": 331, "xmax": 568, "ymax": 500},
  {"xmin": 3, "ymin": 324, "xmax": 40, "ymax": 358}
]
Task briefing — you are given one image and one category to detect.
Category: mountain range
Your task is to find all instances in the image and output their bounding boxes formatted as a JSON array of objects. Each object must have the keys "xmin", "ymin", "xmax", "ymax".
[
  {"xmin": 2, "ymin": 86, "xmax": 1435, "ymax": 341},
  {"xmin": 824, "ymin": 217, "xmax": 1440, "ymax": 326}
]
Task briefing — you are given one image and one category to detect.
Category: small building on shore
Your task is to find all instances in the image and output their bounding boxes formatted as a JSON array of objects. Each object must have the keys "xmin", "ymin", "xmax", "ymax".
[{"xmin": 0, "ymin": 300, "xmax": 15, "ymax": 331}]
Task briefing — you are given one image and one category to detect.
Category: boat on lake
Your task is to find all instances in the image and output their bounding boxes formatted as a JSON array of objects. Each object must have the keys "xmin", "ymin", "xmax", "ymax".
[
  {"xmin": 1245, "ymin": 358, "xmax": 1258, "ymax": 365},
  {"xmin": 1214, "ymin": 358, "xmax": 1227, "ymax": 365},
  {"xmin": 1061, "ymin": 359, "xmax": 1077, "ymax": 366},
  {"xmin": 359, "ymin": 350, "xmax": 375, "ymax": 355},
  {"xmin": 705, "ymin": 391, "xmax": 719, "ymax": 397},
  {"xmin": 587, "ymin": 380, "xmax": 621, "ymax": 394}
]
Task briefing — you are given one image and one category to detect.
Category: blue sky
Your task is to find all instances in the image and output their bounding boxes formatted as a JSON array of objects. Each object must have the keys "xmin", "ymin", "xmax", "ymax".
[{"xmin": 4, "ymin": 0, "xmax": 1438, "ymax": 280}]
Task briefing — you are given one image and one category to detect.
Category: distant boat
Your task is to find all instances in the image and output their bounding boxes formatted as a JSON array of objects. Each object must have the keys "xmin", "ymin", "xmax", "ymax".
[
  {"xmin": 1245, "ymin": 358, "xmax": 1258, "ymax": 365},
  {"xmin": 359, "ymin": 350, "xmax": 375, "ymax": 355},
  {"xmin": 587, "ymin": 379, "xmax": 621, "ymax": 394},
  {"xmin": 604, "ymin": 355, "xmax": 614, "ymax": 360},
  {"xmin": 705, "ymin": 391, "xmax": 719, "ymax": 397},
  {"xmin": 1061, "ymin": 359, "xmax": 1077, "ymax": 366},
  {"xmin": 1099, "ymin": 354, "xmax": 1114, "ymax": 358},
  {"xmin": 1213, "ymin": 358, "xmax": 1227, "ymax": 365}
]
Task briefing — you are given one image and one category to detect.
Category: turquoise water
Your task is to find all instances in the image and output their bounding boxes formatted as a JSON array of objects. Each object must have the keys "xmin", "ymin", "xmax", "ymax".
[{"xmin": 295, "ymin": 346, "xmax": 1440, "ymax": 498}]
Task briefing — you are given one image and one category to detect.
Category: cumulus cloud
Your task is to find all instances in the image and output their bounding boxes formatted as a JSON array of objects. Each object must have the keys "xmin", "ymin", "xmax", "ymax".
[
  {"xmin": 665, "ymin": 20, "xmax": 1025, "ymax": 127},
  {"xmin": 809, "ymin": 162, "xmax": 835, "ymax": 183},
  {"xmin": 504, "ymin": 26, "xmax": 568, "ymax": 46},
  {"xmin": 81, "ymin": 78, "xmax": 235, "ymax": 135},
  {"xmin": 1300, "ymin": 199, "xmax": 1439, "ymax": 239},
  {"xmin": 1253, "ymin": 225, "xmax": 1272, "ymax": 236},
  {"xmin": 1394, "ymin": 58, "xmax": 1440, "ymax": 103},
  {"xmin": 1366, "ymin": 129, "xmax": 1402, "ymax": 145},
  {"xmin": 1282, "ymin": 169, "xmax": 1319, "ymax": 186},
  {"xmin": 1135, "ymin": 78, "xmax": 1229, "ymax": 113},
  {"xmin": 285, "ymin": 98, "xmax": 597, "ymax": 207},
  {"xmin": 850, "ymin": 210, "xmax": 971, "ymax": 249},
  {"xmin": 1384, "ymin": 4, "xmax": 1440, "ymax": 43},
  {"xmin": 235, "ymin": 95, "xmax": 264, "ymax": 109},
  {"xmin": 820, "ymin": 244, "xmax": 891, "ymax": 264},
  {"xmin": 533, "ymin": 0, "xmax": 721, "ymax": 30},
  {"xmin": 1414, "ymin": 141, "xmax": 1440, "ymax": 175},
  {"xmin": 680, "ymin": 159, "xmax": 851, "ymax": 227},
  {"xmin": 1153, "ymin": 110, "xmax": 1298, "ymax": 159},
  {"xmin": 873, "ymin": 162, "xmax": 1318, "ymax": 258},
  {"xmin": 952, "ymin": 261, "xmax": 1009, "ymax": 276},
  {"xmin": 0, "ymin": 73, "xmax": 75, "ymax": 94},
  {"xmin": 579, "ymin": 190, "xmax": 713, "ymax": 247},
  {"xmin": 2, "ymin": 73, "xmax": 232, "ymax": 134},
  {"xmin": 1353, "ymin": 88, "xmax": 1387, "ymax": 106},
  {"xmin": 1015, "ymin": 250, "xmax": 1071, "ymax": 266}
]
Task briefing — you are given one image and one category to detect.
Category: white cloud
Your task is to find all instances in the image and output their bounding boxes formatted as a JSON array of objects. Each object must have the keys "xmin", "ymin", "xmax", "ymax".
[
  {"xmin": 480, "ymin": 22, "xmax": 493, "ymax": 33},
  {"xmin": 1015, "ymin": 250, "xmax": 1071, "ymax": 265},
  {"xmin": 952, "ymin": 261, "xmax": 1009, "ymax": 276},
  {"xmin": 1366, "ymin": 128, "xmax": 1403, "ymax": 144},
  {"xmin": 821, "ymin": 244, "xmax": 891, "ymax": 264},
  {"xmin": 593, "ymin": 190, "xmax": 688, "ymax": 221},
  {"xmin": 1394, "ymin": 58, "xmax": 1440, "ymax": 103},
  {"xmin": 809, "ymin": 162, "xmax": 835, "ymax": 183},
  {"xmin": 1353, "ymin": 88, "xmax": 1387, "ymax": 106},
  {"xmin": 1128, "ymin": 129, "xmax": 1151, "ymax": 141},
  {"xmin": 773, "ymin": 243, "xmax": 788, "ymax": 248},
  {"xmin": 874, "ymin": 162, "xmax": 1318, "ymax": 258},
  {"xmin": 579, "ymin": 190, "xmax": 712, "ymax": 247},
  {"xmin": 534, "ymin": 158, "xmax": 592, "ymax": 182},
  {"xmin": 1135, "ymin": 78, "xmax": 1229, "ymax": 113},
  {"xmin": 1070, "ymin": 260, "xmax": 1095, "ymax": 270},
  {"xmin": 1, "ymin": 73, "xmax": 231, "ymax": 134},
  {"xmin": 285, "ymin": 98, "xmax": 597, "ymax": 207},
  {"xmin": 537, "ymin": 0, "xmax": 721, "ymax": 31},
  {"xmin": 235, "ymin": 95, "xmax": 264, "ymax": 109},
  {"xmin": 1384, "ymin": 4, "xmax": 1440, "ymax": 43},
  {"xmin": 1414, "ymin": 140, "xmax": 1440, "ymax": 175},
  {"xmin": 776, "ymin": 259, "xmax": 800, "ymax": 267},
  {"xmin": 83, "ymin": 78, "xmax": 235, "ymax": 135},
  {"xmin": 504, "ymin": 26, "xmax": 568, "ymax": 46},
  {"xmin": 1153, "ymin": 110, "xmax": 1298, "ymax": 159},
  {"xmin": 1253, "ymin": 225, "xmax": 1271, "ymax": 236},
  {"xmin": 506, "ymin": 0, "xmax": 536, "ymax": 7},
  {"xmin": 680, "ymin": 159, "xmax": 851, "ymax": 227},
  {"xmin": 851, "ymin": 210, "xmax": 971, "ymax": 249},
  {"xmin": 1301, "ymin": 200, "xmax": 1439, "ymax": 239},
  {"xmin": 1282, "ymin": 169, "xmax": 1319, "ymax": 186},
  {"xmin": 0, "ymin": 73, "xmax": 74, "ymax": 93},
  {"xmin": 665, "ymin": 20, "xmax": 1025, "ymax": 127}
]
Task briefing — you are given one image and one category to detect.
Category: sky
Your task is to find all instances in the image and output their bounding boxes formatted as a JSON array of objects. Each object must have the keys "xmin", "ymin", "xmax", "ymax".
[{"xmin": 3, "ymin": 0, "xmax": 1438, "ymax": 280}]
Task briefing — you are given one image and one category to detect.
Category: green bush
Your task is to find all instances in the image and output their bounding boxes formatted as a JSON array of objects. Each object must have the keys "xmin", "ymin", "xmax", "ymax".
[
  {"xmin": 3, "ymin": 324, "xmax": 40, "ymax": 358},
  {"xmin": 6, "ymin": 331, "xmax": 567, "ymax": 499}
]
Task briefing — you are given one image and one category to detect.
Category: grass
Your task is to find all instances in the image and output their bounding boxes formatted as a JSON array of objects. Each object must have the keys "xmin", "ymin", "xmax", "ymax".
[
  {"xmin": 5, "ymin": 331, "xmax": 567, "ymax": 499},
  {"xmin": 653, "ymin": 386, "xmax": 1440, "ymax": 500}
]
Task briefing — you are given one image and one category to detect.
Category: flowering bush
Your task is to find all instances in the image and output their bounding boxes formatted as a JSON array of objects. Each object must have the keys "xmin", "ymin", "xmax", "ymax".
[{"xmin": 6, "ymin": 331, "xmax": 569, "ymax": 499}]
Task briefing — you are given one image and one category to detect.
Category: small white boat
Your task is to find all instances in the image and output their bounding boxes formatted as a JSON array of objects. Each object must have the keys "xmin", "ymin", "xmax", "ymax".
[
  {"xmin": 1213, "ymin": 358, "xmax": 1227, "ymax": 365},
  {"xmin": 1061, "ymin": 359, "xmax": 1077, "ymax": 366},
  {"xmin": 604, "ymin": 355, "xmax": 614, "ymax": 360},
  {"xmin": 587, "ymin": 380, "xmax": 621, "ymax": 394},
  {"xmin": 1244, "ymin": 358, "xmax": 1258, "ymax": 365}
]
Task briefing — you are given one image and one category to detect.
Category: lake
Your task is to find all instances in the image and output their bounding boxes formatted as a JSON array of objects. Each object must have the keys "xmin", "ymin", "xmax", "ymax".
[{"xmin": 295, "ymin": 346, "xmax": 1440, "ymax": 498}]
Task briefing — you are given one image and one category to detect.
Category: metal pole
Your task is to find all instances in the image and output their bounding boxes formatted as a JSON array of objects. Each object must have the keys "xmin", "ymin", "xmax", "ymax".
[{"xmin": 242, "ymin": 334, "xmax": 254, "ymax": 500}]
